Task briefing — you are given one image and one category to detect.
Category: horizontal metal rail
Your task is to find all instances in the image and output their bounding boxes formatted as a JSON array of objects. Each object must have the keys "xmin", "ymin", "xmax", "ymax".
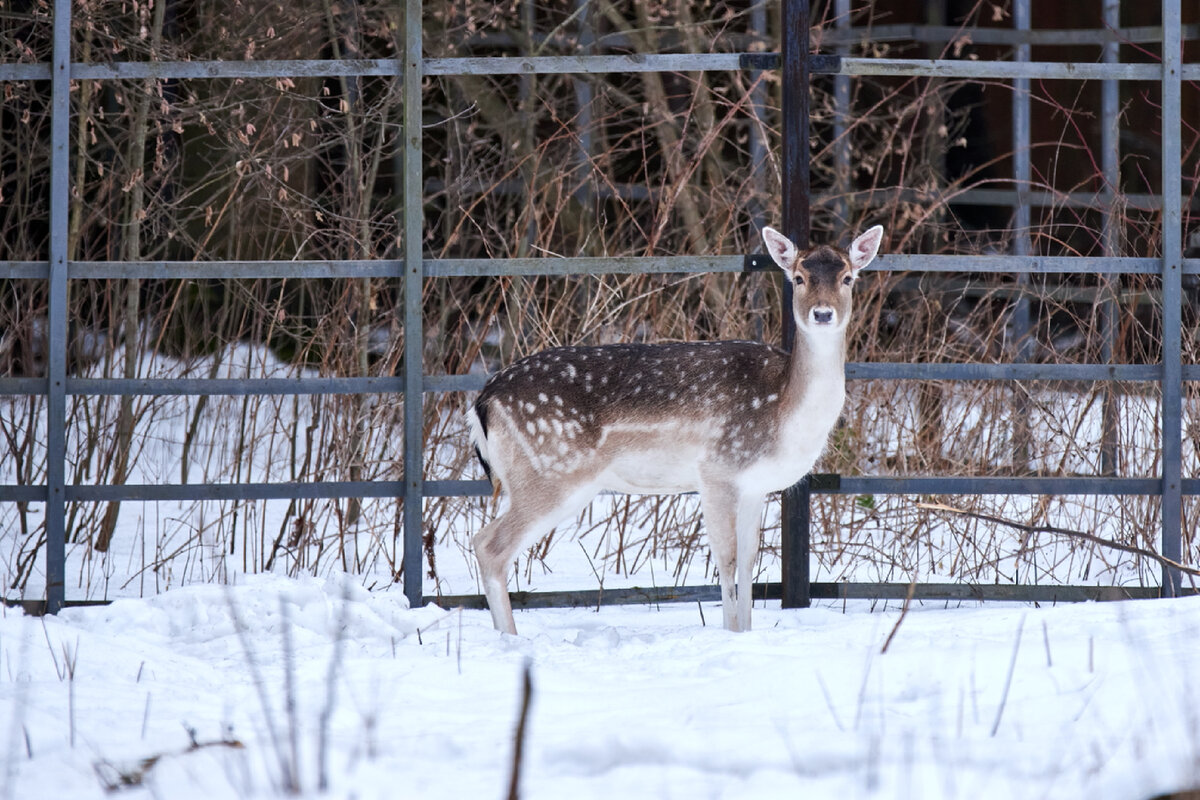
[
  {"xmin": 1, "ymin": 58, "xmax": 403, "ymax": 81},
  {"xmin": 426, "ymin": 53, "xmax": 839, "ymax": 75},
  {"xmin": 429, "ymin": 581, "xmax": 1197, "ymax": 612},
  {"xmin": 4, "ymin": 256, "xmax": 750, "ymax": 279},
  {"xmin": 0, "ymin": 481, "xmax": 403, "ymax": 503},
  {"xmin": 429, "ymin": 254, "xmax": 753, "ymax": 276},
  {"xmin": 842, "ymin": 57, "xmax": 1200, "ymax": 81},
  {"xmin": 0, "ymin": 54, "xmax": 835, "ymax": 82},
  {"xmin": 67, "ymin": 260, "xmax": 409, "ymax": 280},
  {"xmin": 824, "ymin": 23, "xmax": 1200, "ymax": 47},
  {"xmin": 0, "ymin": 479, "xmax": 489, "ymax": 503},
  {"xmin": 0, "ymin": 479, "xmax": 504, "ymax": 503},
  {"xmin": 65, "ymin": 377, "xmax": 405, "ymax": 396},
  {"xmin": 873, "ymin": 255, "xmax": 1184, "ymax": 274},
  {"xmin": 845, "ymin": 363, "xmax": 1167, "ymax": 381},
  {"xmin": 4, "ymin": 255, "xmax": 1198, "ymax": 281},
  {"xmin": 0, "ymin": 376, "xmax": 408, "ymax": 397},
  {"xmin": 833, "ymin": 476, "xmax": 1183, "ymax": 495},
  {"xmin": 2, "ymin": 53, "xmax": 1196, "ymax": 83}
]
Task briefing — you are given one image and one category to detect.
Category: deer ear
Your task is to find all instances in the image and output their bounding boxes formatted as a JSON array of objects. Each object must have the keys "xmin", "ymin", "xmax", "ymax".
[
  {"xmin": 762, "ymin": 227, "xmax": 798, "ymax": 272},
  {"xmin": 848, "ymin": 225, "xmax": 884, "ymax": 274}
]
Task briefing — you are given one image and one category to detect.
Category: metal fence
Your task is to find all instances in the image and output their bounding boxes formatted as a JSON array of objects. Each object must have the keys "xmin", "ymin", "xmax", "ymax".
[{"xmin": 1, "ymin": 0, "xmax": 1197, "ymax": 613}]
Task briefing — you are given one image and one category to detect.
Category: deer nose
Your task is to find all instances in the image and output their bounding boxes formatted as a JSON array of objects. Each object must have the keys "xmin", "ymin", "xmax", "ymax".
[{"xmin": 811, "ymin": 308, "xmax": 835, "ymax": 325}]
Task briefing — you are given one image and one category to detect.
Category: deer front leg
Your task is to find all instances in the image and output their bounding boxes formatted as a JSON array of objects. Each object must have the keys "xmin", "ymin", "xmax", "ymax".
[
  {"xmin": 734, "ymin": 494, "xmax": 765, "ymax": 632},
  {"xmin": 699, "ymin": 480, "xmax": 742, "ymax": 632}
]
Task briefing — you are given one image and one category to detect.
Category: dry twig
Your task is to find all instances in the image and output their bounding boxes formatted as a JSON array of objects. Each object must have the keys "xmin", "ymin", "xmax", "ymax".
[
  {"xmin": 916, "ymin": 502, "xmax": 1200, "ymax": 581},
  {"xmin": 507, "ymin": 660, "xmax": 534, "ymax": 800}
]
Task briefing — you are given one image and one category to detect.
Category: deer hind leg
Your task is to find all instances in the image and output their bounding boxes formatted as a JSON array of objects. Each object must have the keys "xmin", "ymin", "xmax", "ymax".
[
  {"xmin": 472, "ymin": 483, "xmax": 598, "ymax": 635},
  {"xmin": 699, "ymin": 481, "xmax": 742, "ymax": 632},
  {"xmin": 473, "ymin": 512, "xmax": 522, "ymax": 635}
]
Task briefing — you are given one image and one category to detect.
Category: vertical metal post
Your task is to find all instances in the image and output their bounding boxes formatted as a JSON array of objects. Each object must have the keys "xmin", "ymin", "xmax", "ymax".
[
  {"xmin": 832, "ymin": 0, "xmax": 851, "ymax": 226},
  {"xmin": 1011, "ymin": 0, "xmax": 1033, "ymax": 474},
  {"xmin": 517, "ymin": 0, "xmax": 537, "ymax": 255},
  {"xmin": 573, "ymin": 0, "xmax": 594, "ymax": 215},
  {"xmin": 402, "ymin": 0, "xmax": 425, "ymax": 608},
  {"xmin": 45, "ymin": 0, "xmax": 72, "ymax": 614},
  {"xmin": 780, "ymin": 0, "xmax": 812, "ymax": 610},
  {"xmin": 747, "ymin": 0, "xmax": 768, "ymax": 233},
  {"xmin": 1160, "ymin": 0, "xmax": 1183, "ymax": 595},
  {"xmin": 746, "ymin": 1, "xmax": 768, "ymax": 343},
  {"xmin": 1099, "ymin": 0, "xmax": 1121, "ymax": 477},
  {"xmin": 914, "ymin": 0, "xmax": 947, "ymax": 474}
]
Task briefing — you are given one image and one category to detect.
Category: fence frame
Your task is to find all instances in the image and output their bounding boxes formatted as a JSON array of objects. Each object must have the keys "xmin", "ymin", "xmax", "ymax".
[{"xmin": 0, "ymin": 0, "xmax": 1196, "ymax": 613}]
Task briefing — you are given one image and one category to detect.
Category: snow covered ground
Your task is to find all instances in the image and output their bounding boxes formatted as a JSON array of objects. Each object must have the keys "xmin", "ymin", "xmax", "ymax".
[{"xmin": 4, "ymin": 573, "xmax": 1200, "ymax": 799}]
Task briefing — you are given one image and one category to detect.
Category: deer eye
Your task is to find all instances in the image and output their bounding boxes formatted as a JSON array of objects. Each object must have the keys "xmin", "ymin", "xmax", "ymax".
[
  {"xmin": 842, "ymin": 274, "xmax": 854, "ymax": 286},
  {"xmin": 793, "ymin": 275, "xmax": 805, "ymax": 286}
]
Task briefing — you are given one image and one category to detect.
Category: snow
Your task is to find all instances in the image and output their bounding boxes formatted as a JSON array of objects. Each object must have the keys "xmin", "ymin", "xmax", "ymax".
[{"xmin": 4, "ymin": 573, "xmax": 1200, "ymax": 799}]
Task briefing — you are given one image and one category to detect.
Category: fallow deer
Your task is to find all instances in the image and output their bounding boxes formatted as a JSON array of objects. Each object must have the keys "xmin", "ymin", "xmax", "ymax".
[{"xmin": 467, "ymin": 224, "xmax": 884, "ymax": 633}]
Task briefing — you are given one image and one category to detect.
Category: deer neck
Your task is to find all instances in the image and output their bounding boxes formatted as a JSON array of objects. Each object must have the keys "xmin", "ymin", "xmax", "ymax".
[{"xmin": 782, "ymin": 327, "xmax": 847, "ymax": 415}]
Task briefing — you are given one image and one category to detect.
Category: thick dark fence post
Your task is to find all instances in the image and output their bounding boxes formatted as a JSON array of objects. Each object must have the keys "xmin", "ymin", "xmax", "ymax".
[
  {"xmin": 45, "ymin": 0, "xmax": 72, "ymax": 615},
  {"xmin": 1160, "ymin": 0, "xmax": 1183, "ymax": 597},
  {"xmin": 781, "ymin": 477, "xmax": 811, "ymax": 609},
  {"xmin": 779, "ymin": 0, "xmax": 812, "ymax": 610},
  {"xmin": 402, "ymin": 0, "xmax": 425, "ymax": 609}
]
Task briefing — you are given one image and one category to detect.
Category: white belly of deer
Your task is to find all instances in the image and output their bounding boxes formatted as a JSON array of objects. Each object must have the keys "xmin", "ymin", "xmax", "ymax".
[{"xmin": 598, "ymin": 420, "xmax": 710, "ymax": 494}]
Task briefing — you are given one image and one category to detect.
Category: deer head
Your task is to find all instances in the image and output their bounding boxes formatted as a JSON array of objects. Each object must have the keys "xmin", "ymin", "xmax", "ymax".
[{"xmin": 761, "ymin": 225, "xmax": 884, "ymax": 334}]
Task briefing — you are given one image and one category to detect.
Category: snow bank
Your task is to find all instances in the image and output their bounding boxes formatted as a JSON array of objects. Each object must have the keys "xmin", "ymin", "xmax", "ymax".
[{"xmin": 4, "ymin": 574, "xmax": 1199, "ymax": 798}]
